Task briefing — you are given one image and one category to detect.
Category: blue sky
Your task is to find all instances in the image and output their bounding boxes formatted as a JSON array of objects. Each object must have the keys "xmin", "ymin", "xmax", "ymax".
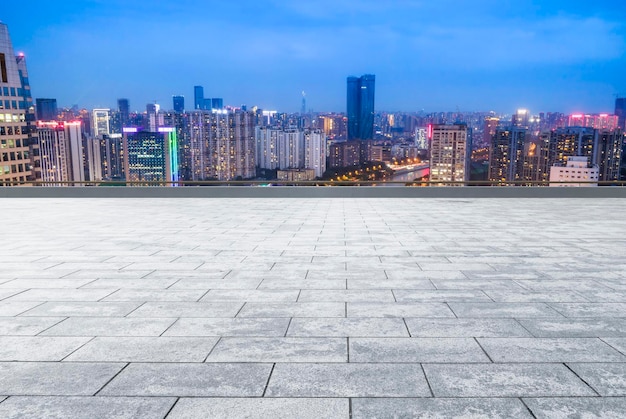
[{"xmin": 2, "ymin": 0, "xmax": 625, "ymax": 113}]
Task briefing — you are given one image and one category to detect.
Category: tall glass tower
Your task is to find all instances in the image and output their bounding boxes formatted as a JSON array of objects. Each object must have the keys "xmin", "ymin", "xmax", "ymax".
[
  {"xmin": 615, "ymin": 98, "xmax": 626, "ymax": 131},
  {"xmin": 346, "ymin": 74, "xmax": 375, "ymax": 141}
]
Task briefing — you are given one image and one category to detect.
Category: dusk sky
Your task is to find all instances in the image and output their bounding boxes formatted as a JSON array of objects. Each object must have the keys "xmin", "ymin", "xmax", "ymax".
[{"xmin": 2, "ymin": 0, "xmax": 625, "ymax": 113}]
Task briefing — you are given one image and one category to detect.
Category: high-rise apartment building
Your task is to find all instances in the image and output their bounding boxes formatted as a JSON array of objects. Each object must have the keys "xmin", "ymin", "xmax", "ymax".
[
  {"xmin": 489, "ymin": 128, "xmax": 526, "ymax": 183},
  {"xmin": 347, "ymin": 74, "xmax": 375, "ymax": 141},
  {"xmin": 429, "ymin": 124, "xmax": 468, "ymax": 184},
  {"xmin": 616, "ymin": 98, "xmax": 626, "ymax": 131},
  {"xmin": 35, "ymin": 121, "xmax": 84, "ymax": 184},
  {"xmin": 91, "ymin": 109, "xmax": 111, "ymax": 137},
  {"xmin": 36, "ymin": 98, "xmax": 57, "ymax": 121},
  {"xmin": 118, "ymin": 98, "xmax": 130, "ymax": 124},
  {"xmin": 123, "ymin": 127, "xmax": 178, "ymax": 184},
  {"xmin": 0, "ymin": 22, "xmax": 35, "ymax": 185},
  {"xmin": 173, "ymin": 96, "xmax": 185, "ymax": 113},
  {"xmin": 482, "ymin": 117, "xmax": 499, "ymax": 147},
  {"xmin": 304, "ymin": 129, "xmax": 326, "ymax": 178},
  {"xmin": 568, "ymin": 113, "xmax": 619, "ymax": 131},
  {"xmin": 512, "ymin": 109, "xmax": 530, "ymax": 129}
]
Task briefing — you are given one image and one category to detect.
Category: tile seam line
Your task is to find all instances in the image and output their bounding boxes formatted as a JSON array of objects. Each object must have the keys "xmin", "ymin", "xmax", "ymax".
[
  {"xmin": 562, "ymin": 363, "xmax": 602, "ymax": 397},
  {"xmin": 93, "ymin": 362, "xmax": 130, "ymax": 396}
]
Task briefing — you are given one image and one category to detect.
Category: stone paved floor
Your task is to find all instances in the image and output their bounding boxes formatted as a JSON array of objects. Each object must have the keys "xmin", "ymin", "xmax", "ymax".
[{"xmin": 0, "ymin": 198, "xmax": 626, "ymax": 418}]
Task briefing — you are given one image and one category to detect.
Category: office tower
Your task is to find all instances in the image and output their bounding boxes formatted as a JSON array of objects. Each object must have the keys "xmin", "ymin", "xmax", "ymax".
[
  {"xmin": 163, "ymin": 111, "xmax": 190, "ymax": 181},
  {"xmin": 568, "ymin": 113, "xmax": 619, "ymax": 131},
  {"xmin": 118, "ymin": 98, "xmax": 130, "ymax": 124},
  {"xmin": 489, "ymin": 128, "xmax": 526, "ymax": 183},
  {"xmin": 36, "ymin": 98, "xmax": 57, "ymax": 121},
  {"xmin": 123, "ymin": 127, "xmax": 178, "ymax": 184},
  {"xmin": 194, "ymin": 86, "xmax": 204, "ymax": 110},
  {"xmin": 347, "ymin": 74, "xmax": 375, "ymax": 141},
  {"xmin": 482, "ymin": 117, "xmax": 499, "ymax": 147},
  {"xmin": 0, "ymin": 22, "xmax": 35, "ymax": 185},
  {"xmin": 211, "ymin": 98, "xmax": 223, "ymax": 110},
  {"xmin": 173, "ymin": 96, "xmax": 185, "ymax": 113},
  {"xmin": 99, "ymin": 134, "xmax": 124, "ymax": 180},
  {"xmin": 304, "ymin": 129, "xmax": 326, "ymax": 178},
  {"xmin": 430, "ymin": 124, "xmax": 469, "ymax": 184},
  {"xmin": 549, "ymin": 156, "xmax": 598, "ymax": 187},
  {"xmin": 616, "ymin": 98, "xmax": 626, "ymax": 130},
  {"xmin": 91, "ymin": 109, "xmax": 111, "ymax": 137},
  {"xmin": 512, "ymin": 109, "xmax": 530, "ymax": 128},
  {"xmin": 35, "ymin": 121, "xmax": 84, "ymax": 184}
]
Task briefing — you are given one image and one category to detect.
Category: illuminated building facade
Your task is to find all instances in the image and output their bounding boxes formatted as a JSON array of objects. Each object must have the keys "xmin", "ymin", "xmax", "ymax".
[
  {"xmin": 482, "ymin": 117, "xmax": 500, "ymax": 147},
  {"xmin": 567, "ymin": 114, "xmax": 619, "ymax": 131},
  {"xmin": 616, "ymin": 98, "xmax": 626, "ymax": 131},
  {"xmin": 0, "ymin": 22, "xmax": 35, "ymax": 185},
  {"xmin": 429, "ymin": 124, "xmax": 468, "ymax": 184},
  {"xmin": 35, "ymin": 121, "xmax": 84, "ymax": 185},
  {"xmin": 489, "ymin": 128, "xmax": 526, "ymax": 183},
  {"xmin": 123, "ymin": 127, "xmax": 178, "ymax": 184},
  {"xmin": 347, "ymin": 74, "xmax": 375, "ymax": 141},
  {"xmin": 91, "ymin": 109, "xmax": 111, "ymax": 137},
  {"xmin": 304, "ymin": 129, "xmax": 326, "ymax": 178}
]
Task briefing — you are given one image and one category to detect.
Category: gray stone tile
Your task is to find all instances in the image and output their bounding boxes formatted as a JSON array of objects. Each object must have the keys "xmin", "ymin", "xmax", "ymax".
[
  {"xmin": 550, "ymin": 303, "xmax": 626, "ymax": 318},
  {"xmin": 350, "ymin": 338, "xmax": 489, "ymax": 363},
  {"xmin": 127, "ymin": 302, "xmax": 242, "ymax": 318},
  {"xmin": 406, "ymin": 318, "xmax": 532, "ymax": 337},
  {"xmin": 0, "ymin": 396, "xmax": 176, "ymax": 419},
  {"xmin": 6, "ymin": 288, "xmax": 118, "ymax": 302},
  {"xmin": 419, "ymin": 263, "xmax": 494, "ymax": 271},
  {"xmin": 199, "ymin": 290, "xmax": 299, "ymax": 302},
  {"xmin": 287, "ymin": 318, "xmax": 409, "ymax": 337},
  {"xmin": 0, "ymin": 317, "xmax": 65, "ymax": 336},
  {"xmin": 298, "ymin": 290, "xmax": 395, "ymax": 302},
  {"xmin": 568, "ymin": 363, "xmax": 626, "ymax": 396},
  {"xmin": 524, "ymin": 397, "xmax": 626, "ymax": 419},
  {"xmin": 519, "ymin": 318, "xmax": 626, "ymax": 338},
  {"xmin": 479, "ymin": 338, "xmax": 626, "ymax": 362},
  {"xmin": 386, "ymin": 270, "xmax": 468, "ymax": 280},
  {"xmin": 102, "ymin": 289, "xmax": 207, "ymax": 302},
  {"xmin": 484, "ymin": 290, "xmax": 589, "ymax": 303},
  {"xmin": 449, "ymin": 302, "xmax": 562, "ymax": 318},
  {"xmin": 352, "ymin": 398, "xmax": 532, "ymax": 419},
  {"xmin": 0, "ymin": 289, "xmax": 24, "ymax": 301},
  {"xmin": 41, "ymin": 317, "xmax": 176, "ymax": 337},
  {"xmin": 169, "ymin": 278, "xmax": 263, "ymax": 290},
  {"xmin": 100, "ymin": 363, "xmax": 272, "ymax": 397},
  {"xmin": 394, "ymin": 290, "xmax": 492, "ymax": 302},
  {"xmin": 82, "ymin": 278, "xmax": 179, "ymax": 289},
  {"xmin": 266, "ymin": 363, "xmax": 430, "ymax": 397},
  {"xmin": 0, "ymin": 279, "xmax": 98, "ymax": 289},
  {"xmin": 582, "ymin": 290, "xmax": 626, "ymax": 302},
  {"xmin": 168, "ymin": 398, "xmax": 349, "ymax": 419},
  {"xmin": 258, "ymin": 278, "xmax": 346, "ymax": 289},
  {"xmin": 424, "ymin": 363, "xmax": 596, "ymax": 397},
  {"xmin": 347, "ymin": 279, "xmax": 435, "ymax": 289},
  {"xmin": 207, "ymin": 337, "xmax": 347, "ymax": 362},
  {"xmin": 164, "ymin": 317, "xmax": 290, "ymax": 337},
  {"xmin": 347, "ymin": 302, "xmax": 455, "ymax": 318},
  {"xmin": 238, "ymin": 302, "xmax": 346, "ymax": 318},
  {"xmin": 431, "ymin": 279, "xmax": 525, "ymax": 290},
  {"xmin": 20, "ymin": 302, "xmax": 141, "ymax": 317},
  {"xmin": 0, "ymin": 336, "xmax": 91, "ymax": 361},
  {"xmin": 603, "ymin": 338, "xmax": 626, "ymax": 355},
  {"xmin": 0, "ymin": 301, "xmax": 44, "ymax": 316},
  {"xmin": 0, "ymin": 362, "xmax": 125, "ymax": 395},
  {"xmin": 64, "ymin": 337, "xmax": 219, "ymax": 362}
]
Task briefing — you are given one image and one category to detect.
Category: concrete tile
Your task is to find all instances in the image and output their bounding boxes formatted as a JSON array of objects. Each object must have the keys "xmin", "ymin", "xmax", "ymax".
[
  {"xmin": 199, "ymin": 290, "xmax": 299, "ymax": 302},
  {"xmin": 287, "ymin": 318, "xmax": 409, "ymax": 337},
  {"xmin": 568, "ymin": 363, "xmax": 626, "ymax": 396},
  {"xmin": 350, "ymin": 338, "xmax": 489, "ymax": 363},
  {"xmin": 478, "ymin": 338, "xmax": 626, "ymax": 362},
  {"xmin": 0, "ymin": 396, "xmax": 176, "ymax": 419},
  {"xmin": 298, "ymin": 290, "xmax": 395, "ymax": 302},
  {"xmin": 0, "ymin": 362, "xmax": 125, "ymax": 395},
  {"xmin": 20, "ymin": 302, "xmax": 141, "ymax": 317},
  {"xmin": 266, "ymin": 363, "xmax": 430, "ymax": 397},
  {"xmin": 394, "ymin": 290, "xmax": 492, "ymax": 302},
  {"xmin": 449, "ymin": 302, "xmax": 562, "ymax": 318},
  {"xmin": 352, "ymin": 398, "xmax": 532, "ymax": 419},
  {"xmin": 519, "ymin": 319, "xmax": 626, "ymax": 338},
  {"xmin": 82, "ymin": 278, "xmax": 179, "ymax": 289},
  {"xmin": 0, "ymin": 336, "xmax": 91, "ymax": 361},
  {"xmin": 169, "ymin": 278, "xmax": 262, "ymax": 290},
  {"xmin": 99, "ymin": 363, "xmax": 272, "ymax": 397},
  {"xmin": 423, "ymin": 363, "xmax": 596, "ymax": 397},
  {"xmin": 419, "ymin": 263, "xmax": 494, "ymax": 271},
  {"xmin": 41, "ymin": 317, "xmax": 176, "ymax": 337},
  {"xmin": 238, "ymin": 302, "xmax": 346, "ymax": 318},
  {"xmin": 207, "ymin": 337, "xmax": 347, "ymax": 362},
  {"xmin": 0, "ymin": 289, "xmax": 24, "ymax": 300},
  {"xmin": 102, "ymin": 289, "xmax": 207, "ymax": 302},
  {"xmin": 0, "ymin": 302, "xmax": 44, "ymax": 316},
  {"xmin": 347, "ymin": 279, "xmax": 435, "ymax": 289},
  {"xmin": 258, "ymin": 278, "xmax": 346, "ymax": 289},
  {"xmin": 168, "ymin": 398, "xmax": 349, "ymax": 419},
  {"xmin": 406, "ymin": 318, "xmax": 532, "ymax": 337},
  {"xmin": 348, "ymin": 303, "xmax": 455, "ymax": 318},
  {"xmin": 386, "ymin": 271, "xmax": 467, "ymax": 280},
  {"xmin": 6, "ymin": 289, "xmax": 117, "ymax": 302},
  {"xmin": 0, "ymin": 317, "xmax": 65, "ymax": 336},
  {"xmin": 484, "ymin": 290, "xmax": 589, "ymax": 303},
  {"xmin": 127, "ymin": 302, "xmax": 242, "ymax": 318},
  {"xmin": 524, "ymin": 397, "xmax": 626, "ymax": 419},
  {"xmin": 550, "ymin": 303, "xmax": 626, "ymax": 318},
  {"xmin": 164, "ymin": 318, "xmax": 290, "ymax": 337},
  {"xmin": 431, "ymin": 279, "xmax": 526, "ymax": 290},
  {"xmin": 65, "ymin": 337, "xmax": 219, "ymax": 362}
]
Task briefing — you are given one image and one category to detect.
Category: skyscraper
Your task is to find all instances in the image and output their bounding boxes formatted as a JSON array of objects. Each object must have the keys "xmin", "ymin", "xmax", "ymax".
[
  {"xmin": 117, "ymin": 98, "xmax": 130, "ymax": 127},
  {"xmin": 615, "ymin": 98, "xmax": 626, "ymax": 131},
  {"xmin": 36, "ymin": 98, "xmax": 58, "ymax": 121},
  {"xmin": 489, "ymin": 128, "xmax": 526, "ymax": 183},
  {"xmin": 430, "ymin": 124, "xmax": 469, "ymax": 185},
  {"xmin": 347, "ymin": 74, "xmax": 375, "ymax": 141},
  {"xmin": 194, "ymin": 86, "xmax": 204, "ymax": 110},
  {"xmin": 92, "ymin": 109, "xmax": 111, "ymax": 137},
  {"xmin": 173, "ymin": 95, "xmax": 185, "ymax": 113},
  {"xmin": 35, "ymin": 121, "xmax": 84, "ymax": 184},
  {"xmin": 0, "ymin": 22, "xmax": 35, "ymax": 185},
  {"xmin": 123, "ymin": 127, "xmax": 178, "ymax": 184}
]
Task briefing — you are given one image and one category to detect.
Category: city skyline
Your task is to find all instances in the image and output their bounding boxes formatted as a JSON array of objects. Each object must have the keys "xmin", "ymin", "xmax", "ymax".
[{"xmin": 2, "ymin": 0, "xmax": 625, "ymax": 113}]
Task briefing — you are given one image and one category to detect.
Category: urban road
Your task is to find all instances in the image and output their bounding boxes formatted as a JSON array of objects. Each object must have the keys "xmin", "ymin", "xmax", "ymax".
[{"xmin": 0, "ymin": 197, "xmax": 625, "ymax": 418}]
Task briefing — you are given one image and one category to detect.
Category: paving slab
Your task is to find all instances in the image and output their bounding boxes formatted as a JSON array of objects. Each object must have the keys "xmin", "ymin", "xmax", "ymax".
[
  {"xmin": 0, "ymin": 336, "xmax": 91, "ymax": 361},
  {"xmin": 168, "ymin": 398, "xmax": 349, "ymax": 419},
  {"xmin": 0, "ymin": 317, "xmax": 65, "ymax": 336},
  {"xmin": 238, "ymin": 302, "xmax": 346, "ymax": 318},
  {"xmin": 393, "ymin": 289, "xmax": 492, "ymax": 302},
  {"xmin": 448, "ymin": 302, "xmax": 563, "ymax": 318},
  {"xmin": 0, "ymin": 396, "xmax": 176, "ymax": 419},
  {"xmin": 518, "ymin": 318, "xmax": 626, "ymax": 338},
  {"xmin": 350, "ymin": 338, "xmax": 489, "ymax": 363},
  {"xmin": 348, "ymin": 303, "xmax": 455, "ymax": 318},
  {"xmin": 6, "ymin": 289, "xmax": 118, "ymax": 302},
  {"xmin": 524, "ymin": 397, "xmax": 626, "ymax": 419},
  {"xmin": 40, "ymin": 317, "xmax": 176, "ymax": 337},
  {"xmin": 266, "ymin": 363, "xmax": 430, "ymax": 397},
  {"xmin": 550, "ymin": 303, "xmax": 626, "ymax": 317},
  {"xmin": 298, "ymin": 290, "xmax": 395, "ymax": 302},
  {"xmin": 102, "ymin": 289, "xmax": 207, "ymax": 302},
  {"xmin": 164, "ymin": 317, "xmax": 290, "ymax": 337},
  {"xmin": 20, "ymin": 302, "xmax": 142, "ymax": 317},
  {"xmin": 199, "ymin": 289, "xmax": 299, "ymax": 302},
  {"xmin": 99, "ymin": 363, "xmax": 272, "ymax": 397},
  {"xmin": 0, "ymin": 301, "xmax": 44, "ymax": 316},
  {"xmin": 352, "ymin": 398, "xmax": 532, "ymax": 419},
  {"xmin": 127, "ymin": 302, "xmax": 243, "ymax": 317},
  {"xmin": 287, "ymin": 317, "xmax": 409, "ymax": 337},
  {"xmin": 207, "ymin": 337, "xmax": 347, "ymax": 362},
  {"xmin": 423, "ymin": 363, "xmax": 597, "ymax": 397},
  {"xmin": 405, "ymin": 318, "xmax": 532, "ymax": 337},
  {"xmin": 478, "ymin": 338, "xmax": 626, "ymax": 362},
  {"xmin": 0, "ymin": 362, "xmax": 125, "ymax": 395},
  {"xmin": 567, "ymin": 363, "xmax": 626, "ymax": 396}
]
